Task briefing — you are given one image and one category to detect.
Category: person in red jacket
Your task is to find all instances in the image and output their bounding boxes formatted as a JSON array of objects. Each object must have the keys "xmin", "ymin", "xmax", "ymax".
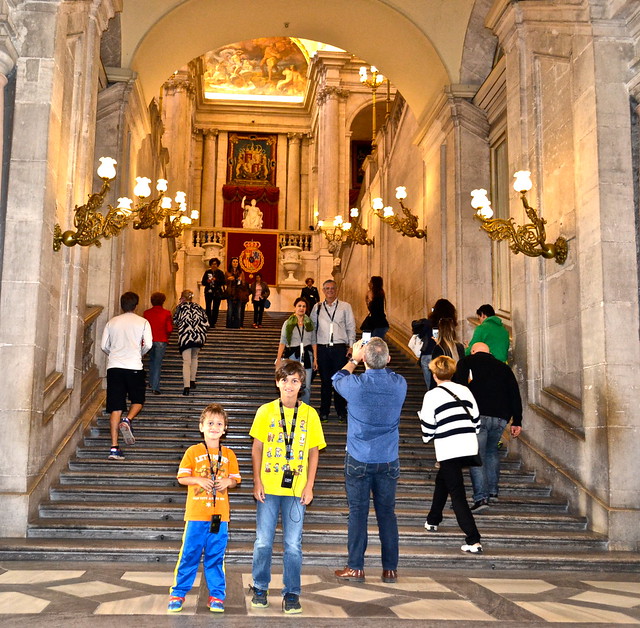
[{"xmin": 143, "ymin": 292, "xmax": 173, "ymax": 395}]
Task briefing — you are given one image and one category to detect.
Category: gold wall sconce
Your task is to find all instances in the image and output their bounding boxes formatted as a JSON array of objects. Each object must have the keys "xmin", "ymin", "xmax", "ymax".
[
  {"xmin": 53, "ymin": 157, "xmax": 135, "ymax": 251},
  {"xmin": 129, "ymin": 177, "xmax": 169, "ymax": 230},
  {"xmin": 470, "ymin": 170, "xmax": 568, "ymax": 264},
  {"xmin": 159, "ymin": 191, "xmax": 199, "ymax": 239},
  {"xmin": 371, "ymin": 187, "xmax": 427, "ymax": 239},
  {"xmin": 346, "ymin": 207, "xmax": 374, "ymax": 246},
  {"xmin": 317, "ymin": 215, "xmax": 349, "ymax": 254}
]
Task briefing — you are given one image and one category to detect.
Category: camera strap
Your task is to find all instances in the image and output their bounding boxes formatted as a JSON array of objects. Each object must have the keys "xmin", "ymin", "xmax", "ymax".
[
  {"xmin": 204, "ymin": 444, "xmax": 223, "ymax": 506},
  {"xmin": 278, "ymin": 400, "xmax": 298, "ymax": 461}
]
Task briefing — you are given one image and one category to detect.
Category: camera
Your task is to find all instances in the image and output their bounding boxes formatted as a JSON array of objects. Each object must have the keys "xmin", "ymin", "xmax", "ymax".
[
  {"xmin": 361, "ymin": 331, "xmax": 371, "ymax": 344},
  {"xmin": 281, "ymin": 468, "xmax": 294, "ymax": 489},
  {"xmin": 210, "ymin": 514, "xmax": 221, "ymax": 534},
  {"xmin": 432, "ymin": 329, "xmax": 439, "ymax": 340}
]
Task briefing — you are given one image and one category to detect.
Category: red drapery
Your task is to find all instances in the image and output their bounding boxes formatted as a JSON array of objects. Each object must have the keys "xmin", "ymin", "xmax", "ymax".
[
  {"xmin": 226, "ymin": 231, "xmax": 278, "ymax": 285},
  {"xmin": 222, "ymin": 185, "xmax": 279, "ymax": 229}
]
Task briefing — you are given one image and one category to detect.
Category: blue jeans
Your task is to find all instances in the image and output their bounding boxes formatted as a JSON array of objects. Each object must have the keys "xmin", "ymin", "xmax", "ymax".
[
  {"xmin": 470, "ymin": 415, "xmax": 508, "ymax": 502},
  {"xmin": 301, "ymin": 367, "xmax": 313, "ymax": 405},
  {"xmin": 147, "ymin": 341, "xmax": 167, "ymax": 391},
  {"xmin": 420, "ymin": 353, "xmax": 433, "ymax": 389},
  {"xmin": 344, "ymin": 453, "xmax": 399, "ymax": 571},
  {"xmin": 252, "ymin": 494, "xmax": 306, "ymax": 596}
]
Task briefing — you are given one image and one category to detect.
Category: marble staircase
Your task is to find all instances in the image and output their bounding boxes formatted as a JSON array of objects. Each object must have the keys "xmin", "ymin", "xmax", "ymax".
[{"xmin": 1, "ymin": 311, "xmax": 638, "ymax": 571}]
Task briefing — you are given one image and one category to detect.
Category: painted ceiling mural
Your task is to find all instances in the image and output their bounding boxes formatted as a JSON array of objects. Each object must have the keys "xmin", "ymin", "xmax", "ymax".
[{"xmin": 203, "ymin": 37, "xmax": 313, "ymax": 104}]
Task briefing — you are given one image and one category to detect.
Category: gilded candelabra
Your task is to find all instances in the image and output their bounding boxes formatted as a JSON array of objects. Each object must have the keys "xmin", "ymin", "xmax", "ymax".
[
  {"xmin": 159, "ymin": 191, "xmax": 198, "ymax": 239},
  {"xmin": 130, "ymin": 177, "xmax": 170, "ymax": 230},
  {"xmin": 470, "ymin": 171, "xmax": 568, "ymax": 264},
  {"xmin": 360, "ymin": 65, "xmax": 384, "ymax": 148},
  {"xmin": 345, "ymin": 208, "xmax": 374, "ymax": 246},
  {"xmin": 371, "ymin": 187, "xmax": 427, "ymax": 239},
  {"xmin": 53, "ymin": 157, "xmax": 135, "ymax": 251}
]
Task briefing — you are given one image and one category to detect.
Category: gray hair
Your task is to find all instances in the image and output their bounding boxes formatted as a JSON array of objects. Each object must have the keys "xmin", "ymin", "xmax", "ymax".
[{"xmin": 364, "ymin": 337, "xmax": 389, "ymax": 369}]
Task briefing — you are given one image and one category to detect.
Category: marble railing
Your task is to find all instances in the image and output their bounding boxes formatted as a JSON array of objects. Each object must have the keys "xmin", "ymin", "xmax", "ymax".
[{"xmin": 189, "ymin": 227, "xmax": 316, "ymax": 252}]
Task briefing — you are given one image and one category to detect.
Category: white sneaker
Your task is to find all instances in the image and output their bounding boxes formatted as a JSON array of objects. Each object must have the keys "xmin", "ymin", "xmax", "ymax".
[
  {"xmin": 461, "ymin": 543, "xmax": 483, "ymax": 554},
  {"xmin": 424, "ymin": 522, "xmax": 438, "ymax": 531},
  {"xmin": 118, "ymin": 417, "xmax": 135, "ymax": 445}
]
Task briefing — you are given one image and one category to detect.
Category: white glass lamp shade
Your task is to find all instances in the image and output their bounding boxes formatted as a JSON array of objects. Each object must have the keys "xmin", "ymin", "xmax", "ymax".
[
  {"xmin": 343, "ymin": 222, "xmax": 352, "ymax": 231},
  {"xmin": 359, "ymin": 66, "xmax": 367, "ymax": 82},
  {"xmin": 350, "ymin": 207, "xmax": 359, "ymax": 218},
  {"xmin": 161, "ymin": 197, "xmax": 172, "ymax": 210},
  {"xmin": 372, "ymin": 197, "xmax": 384, "ymax": 211},
  {"xmin": 395, "ymin": 186, "xmax": 407, "ymax": 200},
  {"xmin": 317, "ymin": 220, "xmax": 324, "ymax": 229},
  {"xmin": 175, "ymin": 190, "xmax": 187, "ymax": 204},
  {"xmin": 134, "ymin": 177, "xmax": 152, "ymax": 198},
  {"xmin": 470, "ymin": 188, "xmax": 490, "ymax": 210},
  {"xmin": 513, "ymin": 170, "xmax": 532, "ymax": 193},
  {"xmin": 156, "ymin": 179, "xmax": 168, "ymax": 193},
  {"xmin": 180, "ymin": 215, "xmax": 191, "ymax": 225},
  {"xmin": 478, "ymin": 205, "xmax": 494, "ymax": 220},
  {"xmin": 190, "ymin": 209, "xmax": 199, "ymax": 220},
  {"xmin": 116, "ymin": 197, "xmax": 134, "ymax": 213},
  {"xmin": 97, "ymin": 157, "xmax": 117, "ymax": 180},
  {"xmin": 333, "ymin": 215, "xmax": 343, "ymax": 227},
  {"xmin": 383, "ymin": 206, "xmax": 395, "ymax": 218}
]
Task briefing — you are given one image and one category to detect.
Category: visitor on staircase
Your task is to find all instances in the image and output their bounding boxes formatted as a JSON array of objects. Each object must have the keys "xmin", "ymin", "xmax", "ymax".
[
  {"xmin": 201, "ymin": 258, "xmax": 227, "ymax": 328},
  {"xmin": 143, "ymin": 291, "xmax": 173, "ymax": 395},
  {"xmin": 101, "ymin": 291, "xmax": 153, "ymax": 461},
  {"xmin": 275, "ymin": 297, "xmax": 318, "ymax": 405},
  {"xmin": 454, "ymin": 342, "xmax": 523, "ymax": 512},
  {"xmin": 419, "ymin": 355, "xmax": 483, "ymax": 554},
  {"xmin": 173, "ymin": 289, "xmax": 209, "ymax": 396},
  {"xmin": 332, "ymin": 337, "xmax": 407, "ymax": 584},
  {"xmin": 226, "ymin": 257, "xmax": 250, "ymax": 328},
  {"xmin": 250, "ymin": 273, "xmax": 270, "ymax": 328},
  {"xmin": 249, "ymin": 360, "xmax": 326, "ymax": 615},
  {"xmin": 310, "ymin": 279, "xmax": 356, "ymax": 423},
  {"xmin": 168, "ymin": 403, "xmax": 241, "ymax": 614}
]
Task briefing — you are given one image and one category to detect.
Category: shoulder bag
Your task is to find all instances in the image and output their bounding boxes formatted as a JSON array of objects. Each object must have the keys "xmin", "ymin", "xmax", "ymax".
[{"xmin": 439, "ymin": 385, "xmax": 482, "ymax": 467}]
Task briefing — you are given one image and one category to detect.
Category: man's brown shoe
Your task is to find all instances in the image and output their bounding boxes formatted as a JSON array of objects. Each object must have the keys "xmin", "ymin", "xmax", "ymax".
[
  {"xmin": 334, "ymin": 567, "xmax": 365, "ymax": 582},
  {"xmin": 382, "ymin": 570, "xmax": 397, "ymax": 583}
]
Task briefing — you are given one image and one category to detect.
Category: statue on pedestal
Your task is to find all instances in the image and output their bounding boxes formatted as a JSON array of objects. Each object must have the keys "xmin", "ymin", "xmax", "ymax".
[{"xmin": 241, "ymin": 196, "xmax": 263, "ymax": 229}]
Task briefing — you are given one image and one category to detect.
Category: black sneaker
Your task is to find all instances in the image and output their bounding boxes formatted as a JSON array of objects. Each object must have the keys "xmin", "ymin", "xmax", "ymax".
[
  {"xmin": 470, "ymin": 499, "xmax": 489, "ymax": 512},
  {"xmin": 282, "ymin": 593, "xmax": 302, "ymax": 614},
  {"xmin": 249, "ymin": 585, "xmax": 268, "ymax": 608},
  {"xmin": 320, "ymin": 415, "xmax": 329, "ymax": 423}
]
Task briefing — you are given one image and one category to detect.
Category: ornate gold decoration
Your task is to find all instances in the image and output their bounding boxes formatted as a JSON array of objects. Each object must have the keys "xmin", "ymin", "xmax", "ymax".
[
  {"xmin": 470, "ymin": 171, "xmax": 568, "ymax": 264},
  {"xmin": 371, "ymin": 187, "xmax": 427, "ymax": 239}
]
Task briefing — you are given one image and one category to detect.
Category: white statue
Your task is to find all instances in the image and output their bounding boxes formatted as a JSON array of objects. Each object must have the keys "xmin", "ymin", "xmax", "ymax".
[{"xmin": 241, "ymin": 196, "xmax": 263, "ymax": 229}]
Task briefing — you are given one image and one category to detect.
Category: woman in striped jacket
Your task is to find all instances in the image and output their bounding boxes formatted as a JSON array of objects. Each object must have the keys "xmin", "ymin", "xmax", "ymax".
[{"xmin": 418, "ymin": 355, "xmax": 483, "ymax": 554}]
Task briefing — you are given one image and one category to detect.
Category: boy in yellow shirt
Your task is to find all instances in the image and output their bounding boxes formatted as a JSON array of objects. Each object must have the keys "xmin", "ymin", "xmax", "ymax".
[{"xmin": 168, "ymin": 403, "xmax": 241, "ymax": 613}]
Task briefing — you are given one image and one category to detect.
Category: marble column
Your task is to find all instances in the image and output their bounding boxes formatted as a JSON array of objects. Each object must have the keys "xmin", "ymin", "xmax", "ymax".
[
  {"xmin": 200, "ymin": 129, "xmax": 218, "ymax": 227},
  {"xmin": 287, "ymin": 132, "xmax": 302, "ymax": 229},
  {"xmin": 316, "ymin": 87, "xmax": 348, "ymax": 221}
]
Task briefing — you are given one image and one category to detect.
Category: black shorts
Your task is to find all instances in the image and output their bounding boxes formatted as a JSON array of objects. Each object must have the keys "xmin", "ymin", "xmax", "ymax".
[{"xmin": 106, "ymin": 368, "xmax": 146, "ymax": 412}]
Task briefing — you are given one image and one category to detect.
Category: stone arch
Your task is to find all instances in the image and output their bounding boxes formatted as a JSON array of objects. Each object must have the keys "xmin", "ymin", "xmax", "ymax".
[
  {"xmin": 126, "ymin": 0, "xmax": 451, "ymax": 125},
  {"xmin": 459, "ymin": 0, "xmax": 499, "ymax": 85}
]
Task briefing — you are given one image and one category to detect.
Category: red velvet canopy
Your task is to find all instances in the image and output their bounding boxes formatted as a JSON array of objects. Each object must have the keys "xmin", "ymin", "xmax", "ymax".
[{"xmin": 222, "ymin": 185, "xmax": 279, "ymax": 229}]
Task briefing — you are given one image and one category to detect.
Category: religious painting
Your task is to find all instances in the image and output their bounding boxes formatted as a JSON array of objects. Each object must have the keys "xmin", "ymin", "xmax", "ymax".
[
  {"xmin": 227, "ymin": 133, "xmax": 277, "ymax": 185},
  {"xmin": 203, "ymin": 37, "xmax": 308, "ymax": 104}
]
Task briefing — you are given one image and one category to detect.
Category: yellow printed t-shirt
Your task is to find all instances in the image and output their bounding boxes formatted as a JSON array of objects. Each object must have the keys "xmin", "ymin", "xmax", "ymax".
[
  {"xmin": 250, "ymin": 400, "xmax": 326, "ymax": 497},
  {"xmin": 177, "ymin": 444, "xmax": 241, "ymax": 522}
]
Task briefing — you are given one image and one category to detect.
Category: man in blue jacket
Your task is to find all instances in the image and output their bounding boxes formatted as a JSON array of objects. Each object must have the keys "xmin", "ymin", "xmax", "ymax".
[{"xmin": 331, "ymin": 338, "xmax": 407, "ymax": 584}]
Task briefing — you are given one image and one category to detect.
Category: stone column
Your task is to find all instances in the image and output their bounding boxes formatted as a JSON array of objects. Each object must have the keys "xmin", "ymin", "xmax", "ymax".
[
  {"xmin": 300, "ymin": 133, "xmax": 311, "ymax": 227},
  {"xmin": 286, "ymin": 132, "xmax": 302, "ymax": 229},
  {"xmin": 200, "ymin": 129, "xmax": 218, "ymax": 227},
  {"xmin": 316, "ymin": 87, "xmax": 348, "ymax": 221}
]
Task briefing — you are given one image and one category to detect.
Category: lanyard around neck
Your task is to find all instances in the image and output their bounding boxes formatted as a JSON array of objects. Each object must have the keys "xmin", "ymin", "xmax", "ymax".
[
  {"xmin": 323, "ymin": 301, "xmax": 339, "ymax": 345},
  {"xmin": 204, "ymin": 444, "xmax": 223, "ymax": 506},
  {"xmin": 279, "ymin": 400, "xmax": 298, "ymax": 460}
]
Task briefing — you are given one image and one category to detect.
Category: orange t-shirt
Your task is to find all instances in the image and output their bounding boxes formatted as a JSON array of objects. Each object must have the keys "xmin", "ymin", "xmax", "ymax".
[{"xmin": 177, "ymin": 444, "xmax": 241, "ymax": 522}]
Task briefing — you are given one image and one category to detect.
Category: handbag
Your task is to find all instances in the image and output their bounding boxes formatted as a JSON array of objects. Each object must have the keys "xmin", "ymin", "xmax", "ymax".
[
  {"xmin": 264, "ymin": 299, "xmax": 271, "ymax": 309},
  {"xmin": 408, "ymin": 333, "xmax": 423, "ymax": 358},
  {"xmin": 439, "ymin": 385, "xmax": 483, "ymax": 467}
]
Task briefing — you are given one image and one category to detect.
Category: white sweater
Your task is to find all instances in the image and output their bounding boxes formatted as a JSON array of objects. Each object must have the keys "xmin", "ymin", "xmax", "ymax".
[{"xmin": 418, "ymin": 382, "xmax": 480, "ymax": 462}]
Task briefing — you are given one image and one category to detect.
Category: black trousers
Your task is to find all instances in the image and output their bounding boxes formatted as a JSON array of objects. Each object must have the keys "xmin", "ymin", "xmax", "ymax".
[
  {"xmin": 427, "ymin": 458, "xmax": 481, "ymax": 545},
  {"xmin": 317, "ymin": 344, "xmax": 348, "ymax": 418},
  {"xmin": 253, "ymin": 299, "xmax": 266, "ymax": 325},
  {"xmin": 204, "ymin": 292, "xmax": 222, "ymax": 327}
]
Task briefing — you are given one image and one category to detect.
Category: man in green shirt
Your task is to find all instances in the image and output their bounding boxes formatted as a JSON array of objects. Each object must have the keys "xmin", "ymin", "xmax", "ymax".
[{"xmin": 465, "ymin": 304, "xmax": 510, "ymax": 362}]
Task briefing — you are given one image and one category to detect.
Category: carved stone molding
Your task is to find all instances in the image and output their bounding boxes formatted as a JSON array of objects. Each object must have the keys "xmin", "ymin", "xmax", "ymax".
[
  {"xmin": 164, "ymin": 74, "xmax": 195, "ymax": 96},
  {"xmin": 316, "ymin": 85, "xmax": 349, "ymax": 106}
]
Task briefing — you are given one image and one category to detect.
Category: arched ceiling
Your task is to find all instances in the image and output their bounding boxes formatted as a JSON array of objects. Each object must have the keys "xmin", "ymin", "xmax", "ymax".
[{"xmin": 121, "ymin": 0, "xmax": 476, "ymax": 125}]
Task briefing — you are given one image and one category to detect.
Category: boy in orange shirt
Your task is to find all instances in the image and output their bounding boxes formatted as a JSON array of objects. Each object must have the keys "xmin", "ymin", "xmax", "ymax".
[{"xmin": 168, "ymin": 403, "xmax": 241, "ymax": 613}]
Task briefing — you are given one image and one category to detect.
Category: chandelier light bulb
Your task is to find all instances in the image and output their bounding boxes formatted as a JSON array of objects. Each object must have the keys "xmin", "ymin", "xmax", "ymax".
[
  {"xmin": 180, "ymin": 215, "xmax": 191, "ymax": 225},
  {"xmin": 190, "ymin": 209, "xmax": 199, "ymax": 220},
  {"xmin": 333, "ymin": 215, "xmax": 343, "ymax": 226},
  {"xmin": 383, "ymin": 206, "xmax": 395, "ymax": 218},
  {"xmin": 513, "ymin": 170, "xmax": 532, "ymax": 193},
  {"xmin": 317, "ymin": 220, "xmax": 324, "ymax": 229},
  {"xmin": 395, "ymin": 186, "xmax": 407, "ymax": 200},
  {"xmin": 134, "ymin": 177, "xmax": 152, "ymax": 199},
  {"xmin": 175, "ymin": 191, "xmax": 187, "ymax": 204},
  {"xmin": 97, "ymin": 157, "xmax": 117, "ymax": 180},
  {"xmin": 478, "ymin": 205, "xmax": 494, "ymax": 220},
  {"xmin": 350, "ymin": 207, "xmax": 359, "ymax": 218},
  {"xmin": 343, "ymin": 222, "xmax": 352, "ymax": 231},
  {"xmin": 156, "ymin": 179, "xmax": 168, "ymax": 192},
  {"xmin": 370, "ymin": 65, "xmax": 378, "ymax": 74},
  {"xmin": 161, "ymin": 197, "xmax": 172, "ymax": 210},
  {"xmin": 116, "ymin": 197, "xmax": 133, "ymax": 211},
  {"xmin": 372, "ymin": 197, "xmax": 384, "ymax": 211}
]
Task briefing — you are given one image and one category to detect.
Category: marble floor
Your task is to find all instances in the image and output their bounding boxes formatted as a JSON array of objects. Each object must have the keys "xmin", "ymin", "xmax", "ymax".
[{"xmin": 0, "ymin": 561, "xmax": 639, "ymax": 627}]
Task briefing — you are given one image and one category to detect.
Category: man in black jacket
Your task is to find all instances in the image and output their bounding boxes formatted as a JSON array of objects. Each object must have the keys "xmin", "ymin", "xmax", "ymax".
[{"xmin": 454, "ymin": 342, "xmax": 522, "ymax": 512}]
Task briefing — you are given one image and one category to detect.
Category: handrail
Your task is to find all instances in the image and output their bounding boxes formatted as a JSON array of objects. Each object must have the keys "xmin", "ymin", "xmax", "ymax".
[{"xmin": 189, "ymin": 227, "xmax": 317, "ymax": 252}]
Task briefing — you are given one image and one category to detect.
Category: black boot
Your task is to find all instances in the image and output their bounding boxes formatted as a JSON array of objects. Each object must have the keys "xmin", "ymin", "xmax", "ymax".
[
  {"xmin": 190, "ymin": 381, "xmax": 197, "ymax": 390},
  {"xmin": 183, "ymin": 387, "xmax": 190, "ymax": 396}
]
